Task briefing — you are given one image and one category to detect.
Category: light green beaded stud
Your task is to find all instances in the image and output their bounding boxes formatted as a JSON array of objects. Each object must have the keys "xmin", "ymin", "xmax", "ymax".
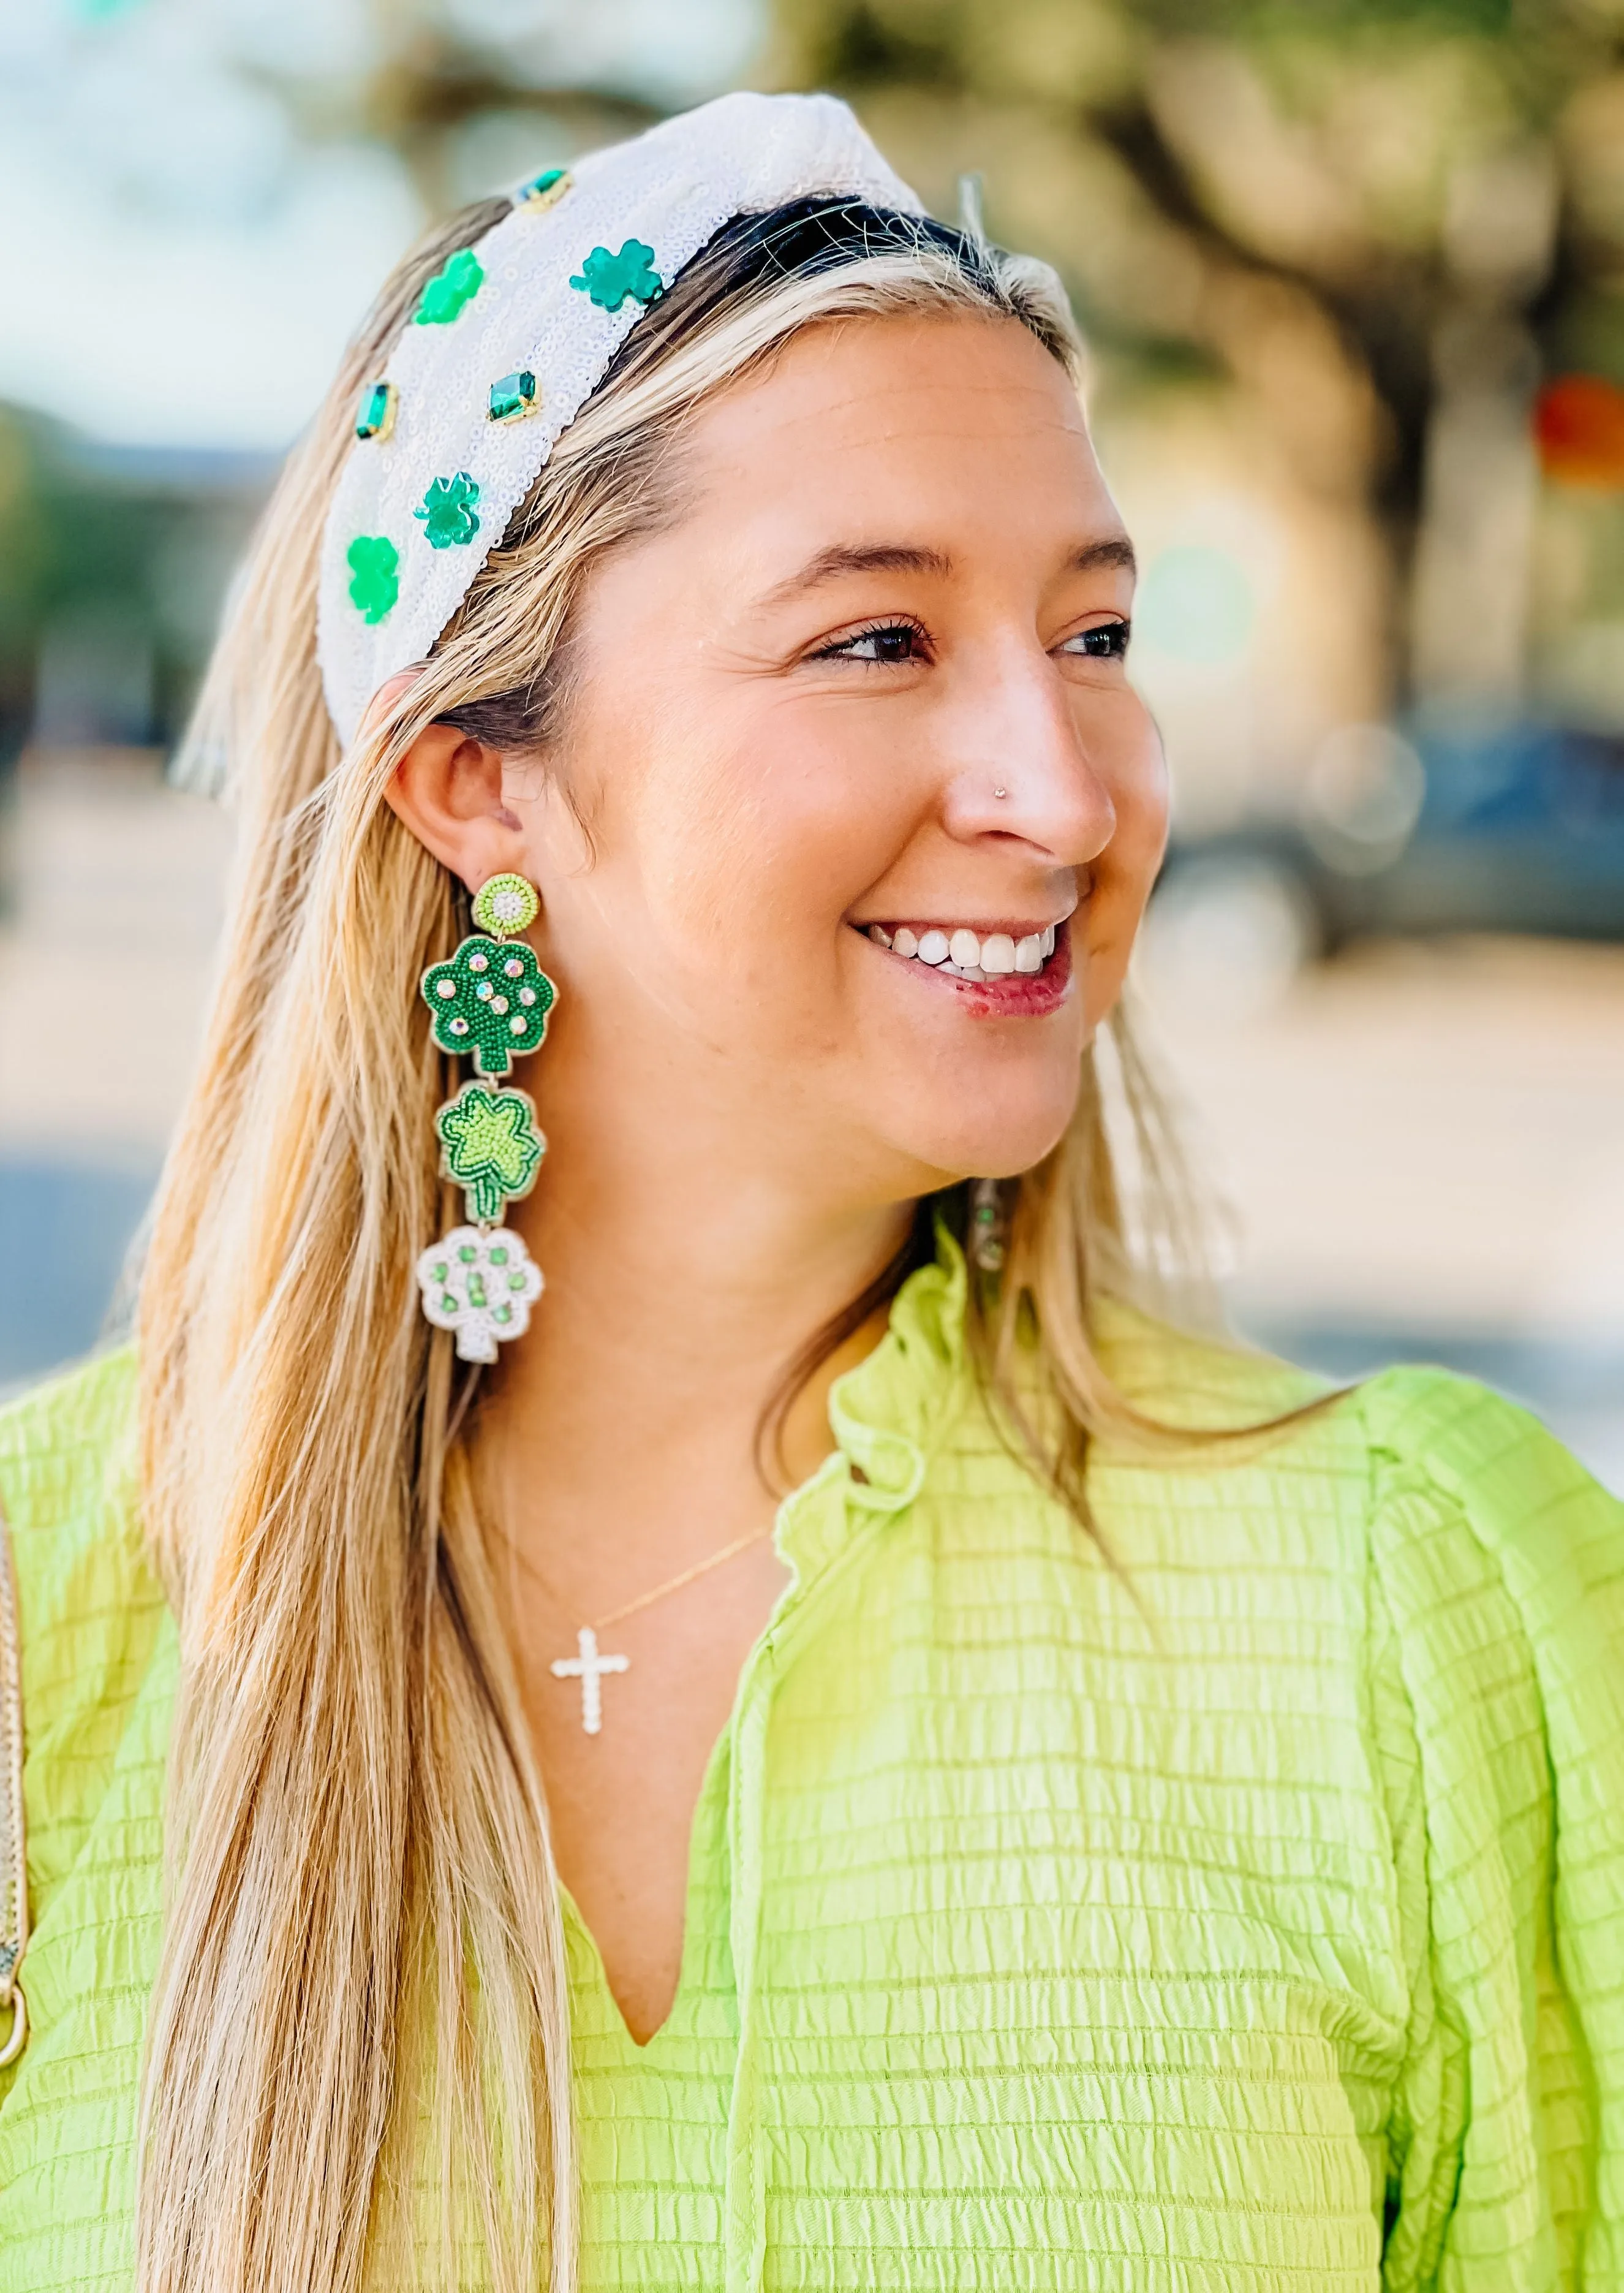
[{"xmin": 471, "ymin": 872, "xmax": 539, "ymax": 938}]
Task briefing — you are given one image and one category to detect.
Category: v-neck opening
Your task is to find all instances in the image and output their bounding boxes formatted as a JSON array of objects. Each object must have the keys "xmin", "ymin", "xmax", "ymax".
[{"xmin": 560, "ymin": 1697, "xmax": 733, "ymax": 2053}]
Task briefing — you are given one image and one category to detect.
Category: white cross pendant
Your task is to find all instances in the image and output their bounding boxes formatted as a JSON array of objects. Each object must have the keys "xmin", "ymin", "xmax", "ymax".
[{"xmin": 550, "ymin": 1626, "xmax": 630, "ymax": 1736}]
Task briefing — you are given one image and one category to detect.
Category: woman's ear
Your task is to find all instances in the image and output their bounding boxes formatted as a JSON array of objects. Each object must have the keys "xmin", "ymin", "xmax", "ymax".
[{"xmin": 376, "ymin": 679, "xmax": 529, "ymax": 897}]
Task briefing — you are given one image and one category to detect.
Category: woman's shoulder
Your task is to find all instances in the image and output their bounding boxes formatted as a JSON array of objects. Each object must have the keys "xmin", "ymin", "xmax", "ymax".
[{"xmin": 1090, "ymin": 1293, "xmax": 1623, "ymax": 1592}]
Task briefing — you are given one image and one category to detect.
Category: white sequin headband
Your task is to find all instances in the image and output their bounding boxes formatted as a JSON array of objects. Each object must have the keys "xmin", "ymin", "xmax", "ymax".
[{"xmin": 315, "ymin": 90, "xmax": 923, "ymax": 748}]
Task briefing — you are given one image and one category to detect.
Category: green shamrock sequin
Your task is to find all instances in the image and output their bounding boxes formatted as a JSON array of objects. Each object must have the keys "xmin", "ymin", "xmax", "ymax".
[
  {"xmin": 436, "ymin": 1081, "xmax": 545, "ymax": 1222},
  {"xmin": 415, "ymin": 472, "xmax": 480, "ymax": 550},
  {"xmin": 569, "ymin": 240, "xmax": 663, "ymax": 313},
  {"xmin": 415, "ymin": 248, "xmax": 484, "ymax": 326},
  {"xmin": 421, "ymin": 933, "xmax": 557, "ymax": 1075},
  {"xmin": 346, "ymin": 535, "xmax": 399, "ymax": 624}
]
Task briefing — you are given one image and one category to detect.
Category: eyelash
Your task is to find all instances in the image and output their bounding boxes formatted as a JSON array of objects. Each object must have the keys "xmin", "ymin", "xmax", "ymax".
[{"xmin": 809, "ymin": 616, "xmax": 1132, "ymax": 667}]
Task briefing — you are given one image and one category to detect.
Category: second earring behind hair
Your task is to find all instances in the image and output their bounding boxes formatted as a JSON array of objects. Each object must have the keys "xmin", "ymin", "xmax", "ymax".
[{"xmin": 414, "ymin": 872, "xmax": 557, "ymax": 1361}]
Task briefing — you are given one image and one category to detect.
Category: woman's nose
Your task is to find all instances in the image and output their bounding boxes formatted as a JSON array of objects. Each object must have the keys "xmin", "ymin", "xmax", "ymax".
[{"xmin": 938, "ymin": 643, "xmax": 1119, "ymax": 865}]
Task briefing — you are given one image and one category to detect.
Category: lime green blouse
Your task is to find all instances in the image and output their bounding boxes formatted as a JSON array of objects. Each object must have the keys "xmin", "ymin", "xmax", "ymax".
[{"xmin": 0, "ymin": 1248, "xmax": 1621, "ymax": 2291}]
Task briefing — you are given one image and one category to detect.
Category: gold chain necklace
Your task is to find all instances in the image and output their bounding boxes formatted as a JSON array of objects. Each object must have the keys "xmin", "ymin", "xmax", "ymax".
[{"xmin": 507, "ymin": 1522, "xmax": 776, "ymax": 1736}]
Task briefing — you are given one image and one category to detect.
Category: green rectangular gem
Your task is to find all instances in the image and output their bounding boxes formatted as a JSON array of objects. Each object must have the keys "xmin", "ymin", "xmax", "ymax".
[
  {"xmin": 355, "ymin": 381, "xmax": 396, "ymax": 442},
  {"xmin": 516, "ymin": 167, "xmax": 570, "ymax": 212},
  {"xmin": 488, "ymin": 369, "xmax": 539, "ymax": 424}
]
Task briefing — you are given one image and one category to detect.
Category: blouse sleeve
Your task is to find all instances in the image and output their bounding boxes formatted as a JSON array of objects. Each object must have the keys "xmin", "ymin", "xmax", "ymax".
[{"xmin": 1362, "ymin": 1369, "xmax": 1624, "ymax": 2291}]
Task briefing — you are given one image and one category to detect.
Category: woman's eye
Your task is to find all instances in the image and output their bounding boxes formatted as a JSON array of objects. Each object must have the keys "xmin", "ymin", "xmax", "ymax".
[
  {"xmin": 1060, "ymin": 620, "xmax": 1130, "ymax": 661},
  {"xmin": 815, "ymin": 621, "xmax": 926, "ymax": 665}
]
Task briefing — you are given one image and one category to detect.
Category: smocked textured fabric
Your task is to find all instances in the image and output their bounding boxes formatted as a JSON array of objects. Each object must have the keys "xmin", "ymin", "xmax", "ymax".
[{"xmin": 0, "ymin": 1248, "xmax": 1620, "ymax": 2290}]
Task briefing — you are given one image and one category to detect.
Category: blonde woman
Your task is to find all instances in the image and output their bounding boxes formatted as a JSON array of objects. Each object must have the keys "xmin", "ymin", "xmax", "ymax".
[{"xmin": 0, "ymin": 91, "xmax": 1618, "ymax": 2293}]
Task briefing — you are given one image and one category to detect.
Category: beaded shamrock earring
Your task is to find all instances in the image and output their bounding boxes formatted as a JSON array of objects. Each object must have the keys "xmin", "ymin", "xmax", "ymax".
[{"xmin": 414, "ymin": 871, "xmax": 557, "ymax": 1362}]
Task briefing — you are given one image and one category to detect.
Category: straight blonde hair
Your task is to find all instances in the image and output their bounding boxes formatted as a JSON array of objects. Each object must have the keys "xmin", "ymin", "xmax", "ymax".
[{"xmin": 138, "ymin": 195, "xmax": 1218, "ymax": 2293}]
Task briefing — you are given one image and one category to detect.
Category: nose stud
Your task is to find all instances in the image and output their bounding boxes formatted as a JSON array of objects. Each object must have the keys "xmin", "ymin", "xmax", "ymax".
[{"xmin": 993, "ymin": 785, "xmax": 1008, "ymax": 800}]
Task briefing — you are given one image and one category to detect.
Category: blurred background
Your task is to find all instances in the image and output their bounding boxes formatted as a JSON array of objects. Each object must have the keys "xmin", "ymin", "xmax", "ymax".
[{"xmin": 1, "ymin": 0, "xmax": 1621, "ymax": 1485}]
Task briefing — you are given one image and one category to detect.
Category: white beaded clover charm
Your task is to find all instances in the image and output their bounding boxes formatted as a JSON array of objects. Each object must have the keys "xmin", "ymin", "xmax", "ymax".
[{"xmin": 416, "ymin": 1226, "xmax": 545, "ymax": 1362}]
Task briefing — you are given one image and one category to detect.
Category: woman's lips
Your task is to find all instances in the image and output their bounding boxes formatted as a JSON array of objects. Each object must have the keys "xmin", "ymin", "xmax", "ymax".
[{"xmin": 861, "ymin": 919, "xmax": 1074, "ymax": 1016}]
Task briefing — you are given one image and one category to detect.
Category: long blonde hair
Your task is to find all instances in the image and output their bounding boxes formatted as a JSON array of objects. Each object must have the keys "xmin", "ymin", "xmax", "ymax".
[{"xmin": 137, "ymin": 195, "xmax": 1210, "ymax": 2293}]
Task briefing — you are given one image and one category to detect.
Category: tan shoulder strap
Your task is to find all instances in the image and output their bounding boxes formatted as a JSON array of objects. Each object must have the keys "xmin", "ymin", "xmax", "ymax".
[{"xmin": 0, "ymin": 1497, "xmax": 27, "ymax": 2066}]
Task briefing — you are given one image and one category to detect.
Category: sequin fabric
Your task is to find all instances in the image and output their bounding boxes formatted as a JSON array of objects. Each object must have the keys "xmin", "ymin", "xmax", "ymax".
[
  {"xmin": 315, "ymin": 92, "xmax": 922, "ymax": 748},
  {"xmin": 0, "ymin": 1247, "xmax": 1620, "ymax": 2290}
]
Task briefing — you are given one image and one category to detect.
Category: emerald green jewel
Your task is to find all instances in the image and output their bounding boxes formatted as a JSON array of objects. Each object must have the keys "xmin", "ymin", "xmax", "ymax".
[
  {"xmin": 488, "ymin": 369, "xmax": 539, "ymax": 425},
  {"xmin": 516, "ymin": 166, "xmax": 570, "ymax": 211},
  {"xmin": 489, "ymin": 1246, "xmax": 509, "ymax": 1265},
  {"xmin": 414, "ymin": 472, "xmax": 480, "ymax": 550},
  {"xmin": 440, "ymin": 1291, "xmax": 458, "ymax": 1313},
  {"xmin": 508, "ymin": 1272, "xmax": 527, "ymax": 1292},
  {"xmin": 458, "ymin": 1245, "xmax": 477, "ymax": 1264},
  {"xmin": 494, "ymin": 1304, "xmax": 513, "ymax": 1325},
  {"xmin": 569, "ymin": 240, "xmax": 662, "ymax": 313},
  {"xmin": 467, "ymin": 1273, "xmax": 487, "ymax": 1308},
  {"xmin": 355, "ymin": 381, "xmax": 397, "ymax": 442},
  {"xmin": 431, "ymin": 1262, "xmax": 447, "ymax": 1282},
  {"xmin": 346, "ymin": 534, "xmax": 399, "ymax": 624},
  {"xmin": 435, "ymin": 1082, "xmax": 546, "ymax": 1222},
  {"xmin": 415, "ymin": 247, "xmax": 483, "ymax": 326}
]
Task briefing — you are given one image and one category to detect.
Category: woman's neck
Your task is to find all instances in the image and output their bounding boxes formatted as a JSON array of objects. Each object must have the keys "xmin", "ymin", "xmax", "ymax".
[{"xmin": 478, "ymin": 1121, "xmax": 913, "ymax": 1598}]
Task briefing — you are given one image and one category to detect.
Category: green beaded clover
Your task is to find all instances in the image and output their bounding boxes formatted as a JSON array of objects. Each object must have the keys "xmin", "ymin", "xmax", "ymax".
[
  {"xmin": 415, "ymin": 472, "xmax": 481, "ymax": 550},
  {"xmin": 346, "ymin": 535, "xmax": 399, "ymax": 624},
  {"xmin": 421, "ymin": 934, "xmax": 556, "ymax": 1075},
  {"xmin": 415, "ymin": 248, "xmax": 484, "ymax": 326},
  {"xmin": 569, "ymin": 240, "xmax": 663, "ymax": 313},
  {"xmin": 436, "ymin": 1081, "xmax": 545, "ymax": 1222}
]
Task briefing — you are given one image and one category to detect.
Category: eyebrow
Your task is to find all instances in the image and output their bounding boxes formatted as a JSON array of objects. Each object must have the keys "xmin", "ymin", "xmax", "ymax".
[
  {"xmin": 758, "ymin": 543, "xmax": 954, "ymax": 608},
  {"xmin": 757, "ymin": 532, "xmax": 1137, "ymax": 609}
]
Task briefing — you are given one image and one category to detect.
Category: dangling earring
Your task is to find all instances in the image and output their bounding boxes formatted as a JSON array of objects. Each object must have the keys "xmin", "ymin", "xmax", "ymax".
[
  {"xmin": 414, "ymin": 871, "xmax": 556, "ymax": 1362},
  {"xmin": 970, "ymin": 1175, "xmax": 1007, "ymax": 1274}
]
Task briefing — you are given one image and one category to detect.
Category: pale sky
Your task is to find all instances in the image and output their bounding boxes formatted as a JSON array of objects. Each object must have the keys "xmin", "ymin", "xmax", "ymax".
[{"xmin": 0, "ymin": 0, "xmax": 761, "ymax": 452}]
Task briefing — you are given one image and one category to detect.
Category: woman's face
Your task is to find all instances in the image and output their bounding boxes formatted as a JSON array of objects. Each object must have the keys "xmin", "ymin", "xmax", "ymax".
[{"xmin": 510, "ymin": 309, "xmax": 1168, "ymax": 1202}]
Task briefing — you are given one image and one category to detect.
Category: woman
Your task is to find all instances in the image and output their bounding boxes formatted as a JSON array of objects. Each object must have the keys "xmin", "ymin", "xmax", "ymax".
[{"xmin": 0, "ymin": 88, "xmax": 1618, "ymax": 2293}]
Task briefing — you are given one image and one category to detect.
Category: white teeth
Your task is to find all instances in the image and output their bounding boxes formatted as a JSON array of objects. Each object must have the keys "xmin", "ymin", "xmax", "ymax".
[{"xmin": 870, "ymin": 920, "xmax": 1062, "ymax": 974}]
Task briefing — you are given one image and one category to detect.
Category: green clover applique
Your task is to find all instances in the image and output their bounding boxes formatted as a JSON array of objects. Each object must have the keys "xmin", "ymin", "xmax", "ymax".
[
  {"xmin": 436, "ymin": 1082, "xmax": 545, "ymax": 1222},
  {"xmin": 421, "ymin": 933, "xmax": 557, "ymax": 1075},
  {"xmin": 415, "ymin": 472, "xmax": 481, "ymax": 550},
  {"xmin": 569, "ymin": 240, "xmax": 663, "ymax": 313},
  {"xmin": 346, "ymin": 535, "xmax": 399, "ymax": 624},
  {"xmin": 415, "ymin": 248, "xmax": 484, "ymax": 326}
]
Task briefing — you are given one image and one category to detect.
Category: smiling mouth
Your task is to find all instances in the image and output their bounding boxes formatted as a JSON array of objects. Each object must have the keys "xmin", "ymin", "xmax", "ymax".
[{"xmin": 860, "ymin": 919, "xmax": 1060, "ymax": 980}]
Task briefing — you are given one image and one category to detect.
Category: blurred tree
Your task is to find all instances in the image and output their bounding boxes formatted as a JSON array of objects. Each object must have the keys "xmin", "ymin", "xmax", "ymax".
[{"xmin": 758, "ymin": 0, "xmax": 1624, "ymax": 716}]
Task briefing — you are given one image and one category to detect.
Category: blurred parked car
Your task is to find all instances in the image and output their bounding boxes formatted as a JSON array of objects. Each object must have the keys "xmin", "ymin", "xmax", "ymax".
[{"xmin": 1146, "ymin": 719, "xmax": 1624, "ymax": 1009}]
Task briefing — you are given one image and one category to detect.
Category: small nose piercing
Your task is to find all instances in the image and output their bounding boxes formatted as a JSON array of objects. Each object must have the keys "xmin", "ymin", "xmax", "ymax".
[{"xmin": 994, "ymin": 785, "xmax": 1008, "ymax": 800}]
